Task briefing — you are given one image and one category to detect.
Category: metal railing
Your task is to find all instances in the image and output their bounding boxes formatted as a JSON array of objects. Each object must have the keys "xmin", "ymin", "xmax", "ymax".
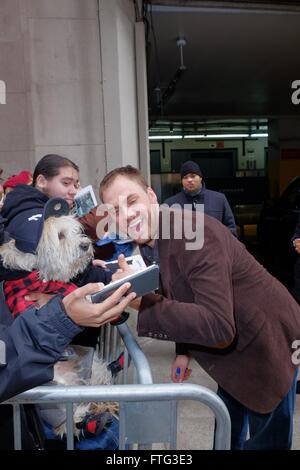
[
  {"xmin": 5, "ymin": 383, "xmax": 231, "ymax": 450},
  {"xmin": 2, "ymin": 321, "xmax": 231, "ymax": 450}
]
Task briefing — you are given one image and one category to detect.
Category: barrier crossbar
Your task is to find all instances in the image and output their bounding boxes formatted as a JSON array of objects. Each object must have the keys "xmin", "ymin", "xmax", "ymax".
[{"xmin": 3, "ymin": 322, "xmax": 231, "ymax": 450}]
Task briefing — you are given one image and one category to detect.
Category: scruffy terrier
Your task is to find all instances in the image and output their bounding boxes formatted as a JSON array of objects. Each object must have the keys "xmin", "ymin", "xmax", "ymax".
[
  {"xmin": 0, "ymin": 199, "xmax": 119, "ymax": 442},
  {"xmin": 0, "ymin": 214, "xmax": 93, "ymax": 280},
  {"xmin": 40, "ymin": 345, "xmax": 118, "ymax": 440},
  {"xmin": 0, "ymin": 198, "xmax": 94, "ymax": 317}
]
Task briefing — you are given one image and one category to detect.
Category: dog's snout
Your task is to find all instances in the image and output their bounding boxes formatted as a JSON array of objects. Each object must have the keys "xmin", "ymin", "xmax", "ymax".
[{"xmin": 80, "ymin": 241, "xmax": 90, "ymax": 252}]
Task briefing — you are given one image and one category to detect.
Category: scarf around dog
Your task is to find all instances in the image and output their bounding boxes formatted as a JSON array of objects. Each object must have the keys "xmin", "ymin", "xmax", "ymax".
[{"xmin": 4, "ymin": 271, "xmax": 77, "ymax": 318}]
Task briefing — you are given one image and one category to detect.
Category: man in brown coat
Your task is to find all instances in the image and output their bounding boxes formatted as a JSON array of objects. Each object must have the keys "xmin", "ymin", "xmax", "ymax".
[{"xmin": 99, "ymin": 165, "xmax": 300, "ymax": 450}]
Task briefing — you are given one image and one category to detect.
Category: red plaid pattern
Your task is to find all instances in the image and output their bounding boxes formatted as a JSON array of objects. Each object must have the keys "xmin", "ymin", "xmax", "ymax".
[{"xmin": 4, "ymin": 271, "xmax": 77, "ymax": 318}]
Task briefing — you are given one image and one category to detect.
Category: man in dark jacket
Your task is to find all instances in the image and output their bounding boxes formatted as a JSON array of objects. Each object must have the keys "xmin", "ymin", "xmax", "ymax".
[
  {"xmin": 164, "ymin": 161, "xmax": 237, "ymax": 236},
  {"xmin": 100, "ymin": 165, "xmax": 300, "ymax": 450}
]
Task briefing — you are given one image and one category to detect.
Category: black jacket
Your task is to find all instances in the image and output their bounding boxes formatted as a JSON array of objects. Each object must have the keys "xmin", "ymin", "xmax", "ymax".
[
  {"xmin": 291, "ymin": 221, "xmax": 300, "ymax": 304},
  {"xmin": 1, "ymin": 184, "xmax": 48, "ymax": 223},
  {"xmin": 0, "ymin": 284, "xmax": 83, "ymax": 402},
  {"xmin": 164, "ymin": 186, "xmax": 237, "ymax": 236},
  {"xmin": 0, "ymin": 287, "xmax": 83, "ymax": 449}
]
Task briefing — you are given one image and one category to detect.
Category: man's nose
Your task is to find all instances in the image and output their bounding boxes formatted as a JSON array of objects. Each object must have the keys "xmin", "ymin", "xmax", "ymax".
[{"xmin": 127, "ymin": 206, "xmax": 137, "ymax": 217}]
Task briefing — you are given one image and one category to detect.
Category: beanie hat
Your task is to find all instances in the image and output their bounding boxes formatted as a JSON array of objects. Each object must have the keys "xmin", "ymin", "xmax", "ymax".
[
  {"xmin": 180, "ymin": 161, "xmax": 203, "ymax": 179},
  {"xmin": 3, "ymin": 170, "xmax": 32, "ymax": 190},
  {"xmin": 6, "ymin": 198, "xmax": 69, "ymax": 254},
  {"xmin": 0, "ymin": 216, "xmax": 11, "ymax": 245}
]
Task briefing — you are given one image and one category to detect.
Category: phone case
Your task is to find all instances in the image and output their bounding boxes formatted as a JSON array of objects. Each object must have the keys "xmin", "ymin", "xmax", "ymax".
[{"xmin": 91, "ymin": 264, "xmax": 159, "ymax": 303}]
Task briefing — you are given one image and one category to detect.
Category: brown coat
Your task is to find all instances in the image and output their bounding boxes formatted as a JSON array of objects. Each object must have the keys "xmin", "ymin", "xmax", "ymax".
[{"xmin": 137, "ymin": 208, "xmax": 300, "ymax": 413}]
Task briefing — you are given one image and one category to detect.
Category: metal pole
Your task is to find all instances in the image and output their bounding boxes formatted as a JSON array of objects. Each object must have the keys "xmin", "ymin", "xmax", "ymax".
[{"xmin": 117, "ymin": 323, "xmax": 153, "ymax": 384}]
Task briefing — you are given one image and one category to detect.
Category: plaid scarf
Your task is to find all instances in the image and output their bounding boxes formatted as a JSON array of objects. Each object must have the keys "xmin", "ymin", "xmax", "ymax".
[{"xmin": 4, "ymin": 271, "xmax": 77, "ymax": 318}]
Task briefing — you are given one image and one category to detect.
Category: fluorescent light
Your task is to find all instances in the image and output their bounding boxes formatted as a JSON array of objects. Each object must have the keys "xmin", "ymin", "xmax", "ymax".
[
  {"xmin": 184, "ymin": 134, "xmax": 206, "ymax": 139},
  {"xmin": 184, "ymin": 134, "xmax": 250, "ymax": 139},
  {"xmin": 204, "ymin": 134, "xmax": 249, "ymax": 138},
  {"xmin": 149, "ymin": 135, "xmax": 183, "ymax": 140},
  {"xmin": 149, "ymin": 133, "xmax": 268, "ymax": 140},
  {"xmin": 250, "ymin": 133, "xmax": 268, "ymax": 138}
]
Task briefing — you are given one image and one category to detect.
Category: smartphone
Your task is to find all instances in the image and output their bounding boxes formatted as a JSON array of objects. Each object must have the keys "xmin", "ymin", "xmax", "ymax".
[
  {"xmin": 105, "ymin": 254, "xmax": 146, "ymax": 274},
  {"xmin": 90, "ymin": 264, "xmax": 159, "ymax": 303}
]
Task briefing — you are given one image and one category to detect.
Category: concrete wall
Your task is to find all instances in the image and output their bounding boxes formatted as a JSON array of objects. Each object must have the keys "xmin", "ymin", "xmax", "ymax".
[
  {"xmin": 0, "ymin": 0, "xmax": 140, "ymax": 195},
  {"xmin": 0, "ymin": 0, "xmax": 32, "ymax": 179},
  {"xmin": 99, "ymin": 0, "xmax": 139, "ymax": 172}
]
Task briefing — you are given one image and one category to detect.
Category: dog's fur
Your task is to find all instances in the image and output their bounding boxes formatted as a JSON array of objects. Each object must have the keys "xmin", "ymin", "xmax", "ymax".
[
  {"xmin": 45, "ymin": 347, "xmax": 118, "ymax": 438},
  {"xmin": 0, "ymin": 215, "xmax": 94, "ymax": 282},
  {"xmin": 1, "ymin": 214, "xmax": 118, "ymax": 439}
]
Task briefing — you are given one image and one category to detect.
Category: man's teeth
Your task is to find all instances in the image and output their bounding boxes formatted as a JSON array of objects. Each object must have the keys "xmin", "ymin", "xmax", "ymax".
[{"xmin": 129, "ymin": 218, "xmax": 142, "ymax": 228}]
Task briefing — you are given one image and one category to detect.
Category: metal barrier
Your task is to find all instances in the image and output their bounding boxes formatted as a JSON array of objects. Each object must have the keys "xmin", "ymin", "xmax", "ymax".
[
  {"xmin": 98, "ymin": 322, "xmax": 153, "ymax": 385},
  {"xmin": 3, "ymin": 322, "xmax": 231, "ymax": 450},
  {"xmin": 5, "ymin": 383, "xmax": 231, "ymax": 450}
]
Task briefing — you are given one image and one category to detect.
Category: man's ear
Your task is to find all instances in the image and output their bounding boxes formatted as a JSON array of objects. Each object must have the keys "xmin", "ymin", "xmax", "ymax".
[{"xmin": 147, "ymin": 187, "xmax": 158, "ymax": 204}]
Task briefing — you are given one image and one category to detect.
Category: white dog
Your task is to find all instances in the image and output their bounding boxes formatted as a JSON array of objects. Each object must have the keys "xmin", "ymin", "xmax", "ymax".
[
  {"xmin": 0, "ymin": 214, "xmax": 93, "ymax": 282},
  {"xmin": 0, "ymin": 215, "xmax": 93, "ymax": 318},
  {"xmin": 0, "ymin": 200, "xmax": 119, "ymax": 441}
]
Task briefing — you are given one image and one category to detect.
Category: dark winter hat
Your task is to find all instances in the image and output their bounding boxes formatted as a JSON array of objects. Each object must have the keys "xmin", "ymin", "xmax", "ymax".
[
  {"xmin": 7, "ymin": 197, "xmax": 69, "ymax": 254},
  {"xmin": 180, "ymin": 161, "xmax": 203, "ymax": 179},
  {"xmin": 0, "ymin": 216, "xmax": 11, "ymax": 245}
]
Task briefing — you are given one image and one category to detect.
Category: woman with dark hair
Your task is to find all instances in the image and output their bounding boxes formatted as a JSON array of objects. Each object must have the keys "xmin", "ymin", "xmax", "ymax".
[
  {"xmin": 32, "ymin": 154, "xmax": 80, "ymax": 208},
  {"xmin": 1, "ymin": 154, "xmax": 80, "ymax": 224},
  {"xmin": 0, "ymin": 155, "xmax": 113, "ymax": 342}
]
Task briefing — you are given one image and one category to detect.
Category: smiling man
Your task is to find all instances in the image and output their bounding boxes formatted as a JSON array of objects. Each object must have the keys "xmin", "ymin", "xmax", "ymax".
[{"xmin": 99, "ymin": 165, "xmax": 300, "ymax": 451}]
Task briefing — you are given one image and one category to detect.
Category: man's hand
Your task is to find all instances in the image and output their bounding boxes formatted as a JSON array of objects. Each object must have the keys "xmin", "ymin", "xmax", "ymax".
[
  {"xmin": 293, "ymin": 238, "xmax": 300, "ymax": 254},
  {"xmin": 171, "ymin": 355, "xmax": 192, "ymax": 383},
  {"xmin": 111, "ymin": 254, "xmax": 135, "ymax": 281},
  {"xmin": 129, "ymin": 296, "xmax": 142, "ymax": 311},
  {"xmin": 62, "ymin": 282, "xmax": 136, "ymax": 327},
  {"xmin": 92, "ymin": 259, "xmax": 107, "ymax": 269}
]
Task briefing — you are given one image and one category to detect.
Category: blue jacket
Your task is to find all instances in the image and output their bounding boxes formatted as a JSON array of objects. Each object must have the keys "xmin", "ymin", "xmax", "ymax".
[
  {"xmin": 164, "ymin": 186, "xmax": 237, "ymax": 236},
  {"xmin": 0, "ymin": 284, "xmax": 83, "ymax": 403}
]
